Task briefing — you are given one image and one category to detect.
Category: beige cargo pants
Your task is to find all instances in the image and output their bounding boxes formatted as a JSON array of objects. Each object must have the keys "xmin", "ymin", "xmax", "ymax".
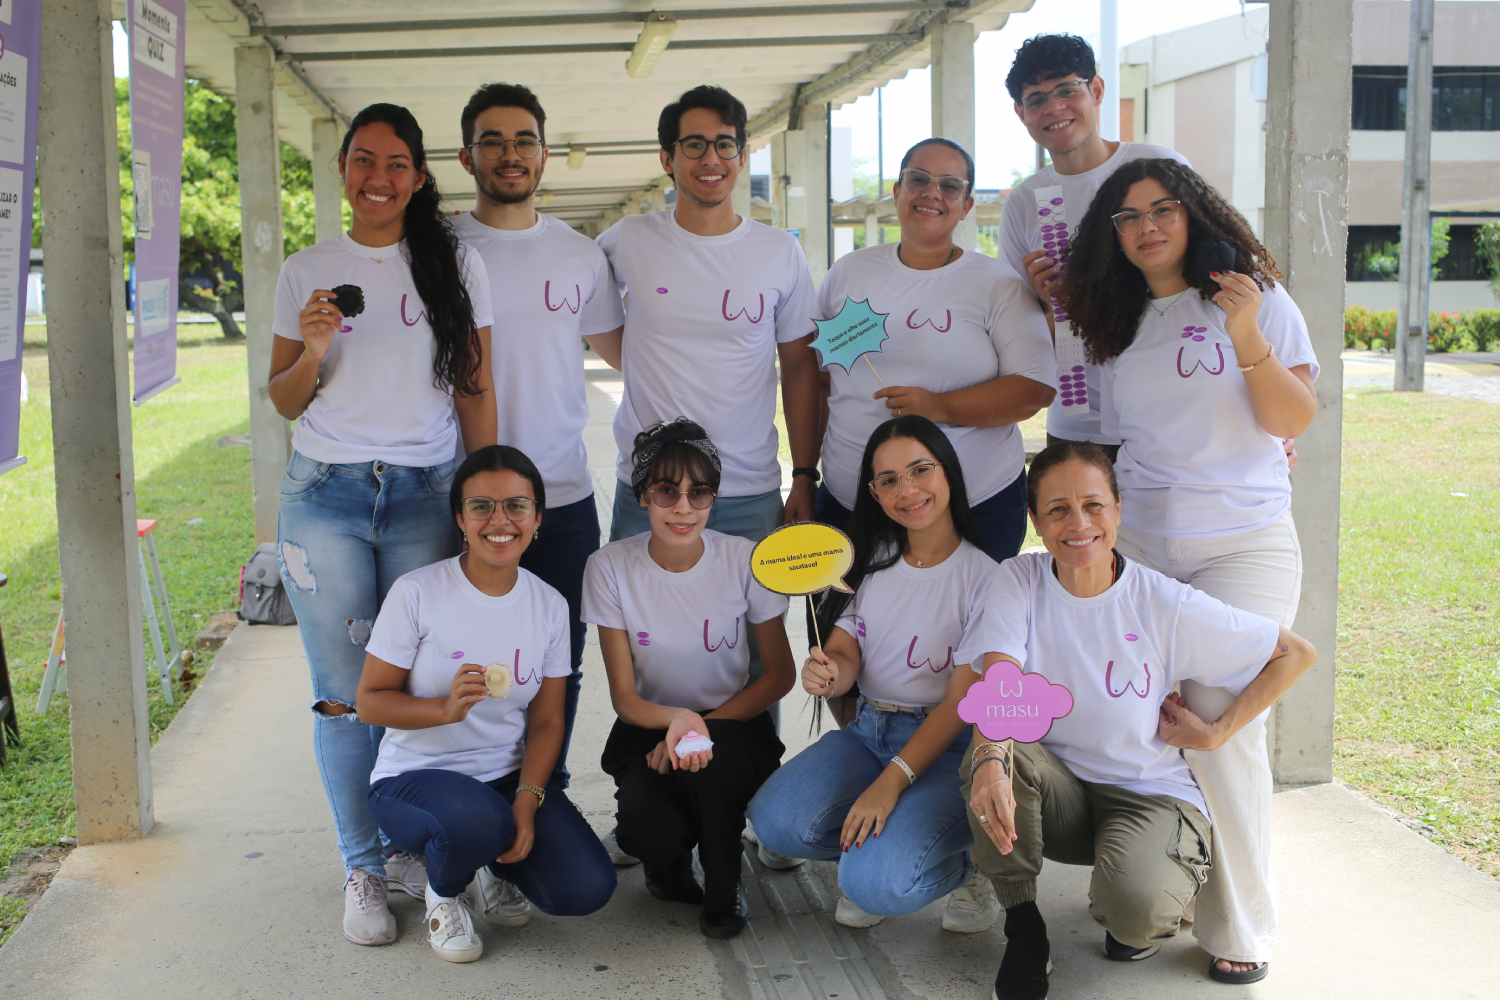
[{"xmin": 961, "ymin": 740, "xmax": 1214, "ymax": 950}]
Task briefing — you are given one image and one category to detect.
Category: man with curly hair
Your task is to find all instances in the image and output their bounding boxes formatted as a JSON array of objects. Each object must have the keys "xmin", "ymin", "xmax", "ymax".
[{"xmin": 998, "ymin": 34, "xmax": 1187, "ymax": 461}]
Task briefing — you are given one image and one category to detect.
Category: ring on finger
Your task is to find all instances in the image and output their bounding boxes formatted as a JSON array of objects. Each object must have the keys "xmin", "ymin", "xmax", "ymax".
[{"xmin": 979, "ymin": 814, "xmax": 988, "ymax": 823}]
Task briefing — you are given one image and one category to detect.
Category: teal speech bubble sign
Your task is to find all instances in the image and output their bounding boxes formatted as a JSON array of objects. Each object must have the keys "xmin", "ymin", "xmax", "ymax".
[{"xmin": 812, "ymin": 297, "xmax": 891, "ymax": 374}]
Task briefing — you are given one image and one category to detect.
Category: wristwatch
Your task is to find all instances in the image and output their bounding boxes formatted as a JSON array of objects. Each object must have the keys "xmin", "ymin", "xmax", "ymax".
[
  {"xmin": 518, "ymin": 783, "xmax": 546, "ymax": 808},
  {"xmin": 791, "ymin": 466, "xmax": 821, "ymax": 483}
]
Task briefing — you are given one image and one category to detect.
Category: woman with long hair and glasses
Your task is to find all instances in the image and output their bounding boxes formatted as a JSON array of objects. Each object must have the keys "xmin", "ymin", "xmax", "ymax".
[
  {"xmin": 268, "ymin": 103, "xmax": 495, "ymax": 946},
  {"xmin": 812, "ymin": 139, "xmax": 1055, "ymax": 560},
  {"xmin": 358, "ymin": 446, "xmax": 615, "ymax": 964},
  {"xmin": 1056, "ymin": 158, "xmax": 1319, "ymax": 985},
  {"xmin": 749, "ymin": 415, "xmax": 1000, "ymax": 933},
  {"xmin": 583, "ymin": 418, "xmax": 795, "ymax": 940}
]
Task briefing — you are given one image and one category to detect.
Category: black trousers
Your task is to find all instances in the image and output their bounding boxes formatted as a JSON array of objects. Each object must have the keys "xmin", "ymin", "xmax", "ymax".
[{"xmin": 602, "ymin": 713, "xmax": 783, "ymax": 909}]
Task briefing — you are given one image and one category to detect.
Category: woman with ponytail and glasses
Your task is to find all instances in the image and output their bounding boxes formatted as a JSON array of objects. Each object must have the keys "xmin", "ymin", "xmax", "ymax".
[
  {"xmin": 268, "ymin": 103, "xmax": 495, "ymax": 947},
  {"xmin": 1057, "ymin": 158, "xmax": 1319, "ymax": 984},
  {"xmin": 749, "ymin": 415, "xmax": 1001, "ymax": 934}
]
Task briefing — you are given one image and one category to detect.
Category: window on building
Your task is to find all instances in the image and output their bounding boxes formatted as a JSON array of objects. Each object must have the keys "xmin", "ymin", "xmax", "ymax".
[
  {"xmin": 1346, "ymin": 223, "xmax": 1496, "ymax": 281},
  {"xmin": 1351, "ymin": 66, "xmax": 1500, "ymax": 130}
]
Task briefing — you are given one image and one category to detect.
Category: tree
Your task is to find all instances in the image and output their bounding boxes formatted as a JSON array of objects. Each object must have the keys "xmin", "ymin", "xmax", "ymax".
[{"xmin": 1478, "ymin": 221, "xmax": 1500, "ymax": 306}]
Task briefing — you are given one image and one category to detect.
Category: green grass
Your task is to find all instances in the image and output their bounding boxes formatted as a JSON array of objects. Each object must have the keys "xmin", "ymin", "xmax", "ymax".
[
  {"xmin": 0, "ymin": 338, "xmax": 254, "ymax": 873},
  {"xmin": 1334, "ymin": 388, "xmax": 1500, "ymax": 877}
]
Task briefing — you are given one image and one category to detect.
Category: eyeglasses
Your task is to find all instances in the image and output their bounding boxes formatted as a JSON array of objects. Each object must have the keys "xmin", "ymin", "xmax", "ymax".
[
  {"xmin": 898, "ymin": 168, "xmax": 970, "ymax": 202},
  {"xmin": 646, "ymin": 484, "xmax": 717, "ymax": 509},
  {"xmin": 470, "ymin": 136, "xmax": 542, "ymax": 161},
  {"xmin": 869, "ymin": 461, "xmax": 943, "ymax": 499},
  {"xmin": 674, "ymin": 135, "xmax": 743, "ymax": 160},
  {"xmin": 463, "ymin": 496, "xmax": 539, "ymax": 521},
  {"xmin": 1021, "ymin": 79, "xmax": 1092, "ymax": 114},
  {"xmin": 1110, "ymin": 201, "xmax": 1182, "ymax": 235}
]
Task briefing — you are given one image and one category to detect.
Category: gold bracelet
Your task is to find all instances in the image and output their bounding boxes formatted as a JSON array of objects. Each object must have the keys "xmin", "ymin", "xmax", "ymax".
[{"xmin": 517, "ymin": 783, "xmax": 546, "ymax": 809}]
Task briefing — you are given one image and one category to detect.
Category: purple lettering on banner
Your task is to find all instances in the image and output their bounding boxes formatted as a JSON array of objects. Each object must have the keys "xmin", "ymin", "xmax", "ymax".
[
  {"xmin": 0, "ymin": 2, "xmax": 42, "ymax": 476},
  {"xmin": 128, "ymin": 0, "xmax": 187, "ymax": 404}
]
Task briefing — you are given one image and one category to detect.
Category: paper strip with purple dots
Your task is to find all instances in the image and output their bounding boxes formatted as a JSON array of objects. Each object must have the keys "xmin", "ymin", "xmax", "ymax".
[{"xmin": 1034, "ymin": 186, "xmax": 1089, "ymax": 411}]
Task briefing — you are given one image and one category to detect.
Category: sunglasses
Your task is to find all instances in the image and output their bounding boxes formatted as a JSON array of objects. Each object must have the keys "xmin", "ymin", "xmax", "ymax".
[{"xmin": 645, "ymin": 483, "xmax": 717, "ymax": 509}]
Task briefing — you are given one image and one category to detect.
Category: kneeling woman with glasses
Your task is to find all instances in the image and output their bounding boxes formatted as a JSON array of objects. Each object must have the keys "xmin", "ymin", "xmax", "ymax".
[
  {"xmin": 583, "ymin": 418, "xmax": 796, "ymax": 940},
  {"xmin": 357, "ymin": 446, "xmax": 616, "ymax": 964},
  {"xmin": 749, "ymin": 416, "xmax": 999, "ymax": 932}
]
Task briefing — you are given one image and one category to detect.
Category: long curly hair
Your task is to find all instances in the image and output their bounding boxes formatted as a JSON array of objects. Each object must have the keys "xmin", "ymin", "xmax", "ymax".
[
  {"xmin": 341, "ymin": 103, "xmax": 483, "ymax": 397},
  {"xmin": 1057, "ymin": 158, "xmax": 1282, "ymax": 364}
]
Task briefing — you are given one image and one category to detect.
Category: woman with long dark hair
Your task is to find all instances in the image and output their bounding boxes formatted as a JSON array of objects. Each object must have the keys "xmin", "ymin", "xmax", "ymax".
[
  {"xmin": 748, "ymin": 415, "xmax": 999, "ymax": 932},
  {"xmin": 268, "ymin": 103, "xmax": 495, "ymax": 946},
  {"xmin": 1057, "ymin": 158, "xmax": 1318, "ymax": 984}
]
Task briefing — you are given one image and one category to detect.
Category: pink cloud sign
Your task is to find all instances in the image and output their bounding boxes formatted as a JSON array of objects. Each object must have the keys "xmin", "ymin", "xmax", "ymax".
[{"xmin": 958, "ymin": 661, "xmax": 1074, "ymax": 743}]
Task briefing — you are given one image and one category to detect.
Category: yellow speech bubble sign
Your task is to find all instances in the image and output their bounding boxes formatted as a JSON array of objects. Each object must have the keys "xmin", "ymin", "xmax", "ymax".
[{"xmin": 750, "ymin": 522, "xmax": 855, "ymax": 596}]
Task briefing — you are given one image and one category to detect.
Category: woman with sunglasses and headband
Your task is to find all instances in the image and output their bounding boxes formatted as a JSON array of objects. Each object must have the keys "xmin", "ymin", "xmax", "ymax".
[
  {"xmin": 357, "ymin": 446, "xmax": 616, "ymax": 964},
  {"xmin": 811, "ymin": 138, "xmax": 1056, "ymax": 562},
  {"xmin": 1058, "ymin": 158, "xmax": 1319, "ymax": 985},
  {"xmin": 583, "ymin": 419, "xmax": 796, "ymax": 941}
]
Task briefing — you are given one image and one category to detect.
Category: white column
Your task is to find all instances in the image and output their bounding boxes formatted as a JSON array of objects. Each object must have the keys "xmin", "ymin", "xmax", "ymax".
[
  {"xmin": 1395, "ymin": 0, "xmax": 1435, "ymax": 391},
  {"xmin": 864, "ymin": 210, "xmax": 879, "ymax": 249},
  {"xmin": 39, "ymin": 0, "xmax": 153, "ymax": 843},
  {"xmin": 732, "ymin": 167, "xmax": 751, "ymax": 220},
  {"xmin": 1263, "ymin": 0, "xmax": 1352, "ymax": 786},
  {"xmin": 1098, "ymin": 0, "xmax": 1120, "ymax": 141},
  {"xmin": 770, "ymin": 132, "xmax": 788, "ymax": 230},
  {"xmin": 235, "ymin": 44, "xmax": 291, "ymax": 544},
  {"xmin": 311, "ymin": 116, "xmax": 344, "ymax": 243},
  {"xmin": 781, "ymin": 105, "xmax": 831, "ymax": 283},
  {"xmin": 931, "ymin": 19, "xmax": 977, "ymax": 251}
]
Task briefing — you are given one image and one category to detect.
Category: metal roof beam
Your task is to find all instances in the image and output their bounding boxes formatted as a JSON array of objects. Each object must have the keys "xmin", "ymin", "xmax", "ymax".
[
  {"xmin": 286, "ymin": 33, "xmax": 918, "ymax": 63},
  {"xmin": 251, "ymin": 3, "xmax": 968, "ymax": 37}
]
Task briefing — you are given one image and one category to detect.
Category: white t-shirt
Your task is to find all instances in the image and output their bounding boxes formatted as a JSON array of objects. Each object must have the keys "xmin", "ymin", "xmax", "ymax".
[
  {"xmin": 274, "ymin": 233, "xmax": 495, "ymax": 468},
  {"xmin": 832, "ymin": 540, "xmax": 998, "ymax": 708},
  {"xmin": 1001, "ymin": 142, "xmax": 1188, "ymax": 445},
  {"xmin": 455, "ymin": 212, "xmax": 625, "ymax": 507},
  {"xmin": 366, "ymin": 557, "xmax": 571, "ymax": 784},
  {"xmin": 1100, "ymin": 281, "xmax": 1319, "ymax": 539},
  {"xmin": 957, "ymin": 552, "xmax": 1279, "ymax": 817},
  {"xmin": 816, "ymin": 244, "xmax": 1056, "ymax": 509},
  {"xmin": 581, "ymin": 529, "xmax": 790, "ymax": 713},
  {"xmin": 597, "ymin": 211, "xmax": 819, "ymax": 497}
]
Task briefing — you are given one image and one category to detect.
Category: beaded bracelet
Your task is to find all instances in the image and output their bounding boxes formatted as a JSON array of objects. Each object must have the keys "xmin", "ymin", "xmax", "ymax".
[{"xmin": 1237, "ymin": 341, "xmax": 1275, "ymax": 372}]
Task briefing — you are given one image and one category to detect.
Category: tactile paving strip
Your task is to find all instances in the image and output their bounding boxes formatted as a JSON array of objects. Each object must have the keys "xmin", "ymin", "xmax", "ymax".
[{"xmin": 730, "ymin": 846, "xmax": 888, "ymax": 1000}]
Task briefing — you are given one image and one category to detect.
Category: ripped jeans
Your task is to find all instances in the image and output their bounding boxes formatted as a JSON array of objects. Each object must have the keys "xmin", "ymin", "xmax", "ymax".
[{"xmin": 277, "ymin": 449, "xmax": 459, "ymax": 876}]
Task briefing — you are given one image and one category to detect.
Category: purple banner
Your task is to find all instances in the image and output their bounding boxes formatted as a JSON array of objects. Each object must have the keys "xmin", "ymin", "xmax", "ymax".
[
  {"xmin": 128, "ymin": 0, "xmax": 185, "ymax": 404},
  {"xmin": 0, "ymin": 1, "xmax": 41, "ymax": 477}
]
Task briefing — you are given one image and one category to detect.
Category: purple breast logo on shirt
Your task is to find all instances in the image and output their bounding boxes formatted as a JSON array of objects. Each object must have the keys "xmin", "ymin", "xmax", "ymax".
[
  {"xmin": 400, "ymin": 294, "xmax": 428, "ymax": 328},
  {"xmin": 704, "ymin": 618, "xmax": 741, "ymax": 652},
  {"xmin": 1176, "ymin": 326, "xmax": 1227, "ymax": 378},
  {"xmin": 544, "ymin": 280, "xmax": 582, "ymax": 314},
  {"xmin": 722, "ymin": 290, "xmax": 766, "ymax": 324},
  {"xmin": 905, "ymin": 308, "xmax": 953, "ymax": 333},
  {"xmin": 906, "ymin": 636, "xmax": 954, "ymax": 673},
  {"xmin": 513, "ymin": 648, "xmax": 542, "ymax": 687},
  {"xmin": 1104, "ymin": 634, "xmax": 1151, "ymax": 698}
]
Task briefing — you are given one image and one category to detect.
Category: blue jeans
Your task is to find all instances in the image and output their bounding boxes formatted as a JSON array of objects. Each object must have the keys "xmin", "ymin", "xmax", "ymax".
[
  {"xmin": 277, "ymin": 450, "xmax": 461, "ymax": 876},
  {"xmin": 747, "ymin": 699, "xmax": 975, "ymax": 916},
  {"xmin": 518, "ymin": 494, "xmax": 600, "ymax": 786},
  {"xmin": 369, "ymin": 768, "xmax": 617, "ymax": 910},
  {"xmin": 610, "ymin": 481, "xmax": 784, "ymax": 728},
  {"xmin": 812, "ymin": 468, "xmax": 1027, "ymax": 563}
]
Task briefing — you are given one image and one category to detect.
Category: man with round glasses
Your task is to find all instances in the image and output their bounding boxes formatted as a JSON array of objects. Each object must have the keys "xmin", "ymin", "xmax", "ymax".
[
  {"xmin": 998, "ymin": 34, "xmax": 1187, "ymax": 461},
  {"xmin": 453, "ymin": 82, "xmax": 626, "ymax": 789}
]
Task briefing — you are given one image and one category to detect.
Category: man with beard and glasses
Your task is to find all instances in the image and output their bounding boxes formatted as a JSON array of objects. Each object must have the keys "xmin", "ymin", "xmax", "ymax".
[{"xmin": 452, "ymin": 83, "xmax": 624, "ymax": 805}]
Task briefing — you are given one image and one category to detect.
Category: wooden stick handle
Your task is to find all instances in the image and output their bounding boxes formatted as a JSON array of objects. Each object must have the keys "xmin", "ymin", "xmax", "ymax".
[{"xmin": 863, "ymin": 354, "xmax": 886, "ymax": 388}]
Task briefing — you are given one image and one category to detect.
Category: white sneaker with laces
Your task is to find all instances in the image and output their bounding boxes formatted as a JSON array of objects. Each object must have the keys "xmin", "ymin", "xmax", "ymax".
[
  {"xmin": 942, "ymin": 870, "xmax": 1001, "ymax": 934},
  {"xmin": 385, "ymin": 851, "xmax": 427, "ymax": 899},
  {"xmin": 424, "ymin": 883, "xmax": 482, "ymax": 963},
  {"xmin": 603, "ymin": 826, "xmax": 640, "ymax": 867},
  {"xmin": 469, "ymin": 865, "xmax": 532, "ymax": 927},
  {"xmin": 342, "ymin": 868, "xmax": 397, "ymax": 946},
  {"xmin": 834, "ymin": 893, "xmax": 884, "ymax": 929},
  {"xmin": 744, "ymin": 819, "xmax": 804, "ymax": 870}
]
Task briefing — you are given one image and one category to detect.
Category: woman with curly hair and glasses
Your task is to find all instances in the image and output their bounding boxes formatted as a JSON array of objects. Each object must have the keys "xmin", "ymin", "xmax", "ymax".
[{"xmin": 1055, "ymin": 158, "xmax": 1319, "ymax": 986}]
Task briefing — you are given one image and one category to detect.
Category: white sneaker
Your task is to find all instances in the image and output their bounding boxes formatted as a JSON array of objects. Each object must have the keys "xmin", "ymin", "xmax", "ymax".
[
  {"xmin": 834, "ymin": 893, "xmax": 884, "ymax": 929},
  {"xmin": 604, "ymin": 826, "xmax": 640, "ymax": 867},
  {"xmin": 744, "ymin": 819, "xmax": 804, "ymax": 870},
  {"xmin": 385, "ymin": 851, "xmax": 427, "ymax": 899},
  {"xmin": 469, "ymin": 865, "xmax": 532, "ymax": 927},
  {"xmin": 942, "ymin": 870, "xmax": 1000, "ymax": 934},
  {"xmin": 342, "ymin": 868, "xmax": 397, "ymax": 946},
  {"xmin": 424, "ymin": 883, "xmax": 482, "ymax": 963}
]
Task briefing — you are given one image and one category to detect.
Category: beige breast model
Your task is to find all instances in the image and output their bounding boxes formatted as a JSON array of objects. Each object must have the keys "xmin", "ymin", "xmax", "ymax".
[{"xmin": 484, "ymin": 663, "xmax": 513, "ymax": 700}]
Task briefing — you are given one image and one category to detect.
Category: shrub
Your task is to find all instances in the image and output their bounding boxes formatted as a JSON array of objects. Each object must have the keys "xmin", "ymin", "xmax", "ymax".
[
  {"xmin": 1344, "ymin": 305, "xmax": 1371, "ymax": 348},
  {"xmin": 1467, "ymin": 310, "xmax": 1500, "ymax": 353},
  {"xmin": 1369, "ymin": 310, "xmax": 1398, "ymax": 350},
  {"xmin": 1428, "ymin": 311, "xmax": 1464, "ymax": 353}
]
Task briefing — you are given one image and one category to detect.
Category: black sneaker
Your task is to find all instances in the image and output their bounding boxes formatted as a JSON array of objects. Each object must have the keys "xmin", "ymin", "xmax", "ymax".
[
  {"xmin": 643, "ymin": 852, "xmax": 703, "ymax": 905},
  {"xmin": 1103, "ymin": 931, "xmax": 1160, "ymax": 961},
  {"xmin": 698, "ymin": 882, "xmax": 750, "ymax": 939}
]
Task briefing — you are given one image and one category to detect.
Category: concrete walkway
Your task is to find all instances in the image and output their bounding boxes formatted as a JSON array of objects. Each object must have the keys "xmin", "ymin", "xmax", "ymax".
[{"xmin": 3, "ymin": 364, "xmax": 1498, "ymax": 999}]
